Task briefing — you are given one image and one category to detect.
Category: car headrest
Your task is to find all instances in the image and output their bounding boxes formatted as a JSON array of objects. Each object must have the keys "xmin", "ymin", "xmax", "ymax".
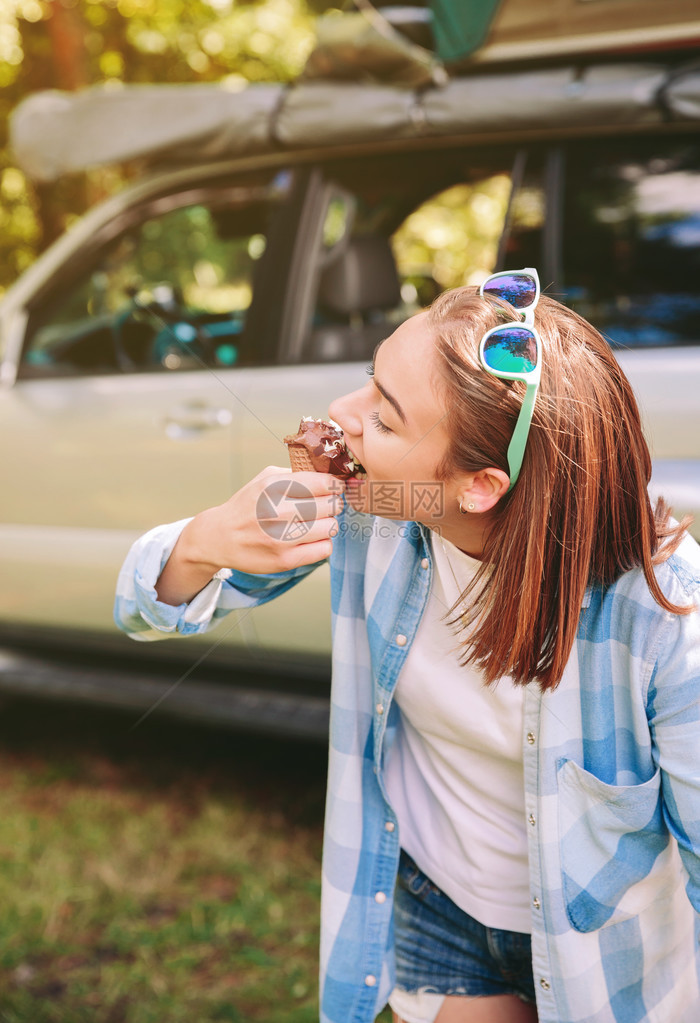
[{"xmin": 318, "ymin": 236, "xmax": 401, "ymax": 316}]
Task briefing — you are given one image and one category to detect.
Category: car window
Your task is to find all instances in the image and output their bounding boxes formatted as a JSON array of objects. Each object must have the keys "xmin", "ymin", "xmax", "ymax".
[
  {"xmin": 301, "ymin": 149, "xmax": 513, "ymax": 364},
  {"xmin": 561, "ymin": 139, "xmax": 700, "ymax": 348},
  {"xmin": 393, "ymin": 175, "xmax": 512, "ymax": 294},
  {"xmin": 20, "ymin": 173, "xmax": 292, "ymax": 377},
  {"xmin": 499, "ymin": 152, "xmax": 546, "ymax": 273}
]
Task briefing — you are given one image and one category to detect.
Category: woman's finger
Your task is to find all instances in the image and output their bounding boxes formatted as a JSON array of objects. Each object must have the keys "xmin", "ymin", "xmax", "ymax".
[
  {"xmin": 281, "ymin": 537, "xmax": 335, "ymax": 569},
  {"xmin": 289, "ymin": 470, "xmax": 346, "ymax": 492},
  {"xmin": 276, "ymin": 492, "xmax": 344, "ymax": 521},
  {"xmin": 284, "ymin": 515, "xmax": 339, "ymax": 546}
]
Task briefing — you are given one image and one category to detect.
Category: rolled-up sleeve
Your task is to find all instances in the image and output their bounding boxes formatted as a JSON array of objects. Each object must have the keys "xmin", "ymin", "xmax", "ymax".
[{"xmin": 114, "ymin": 517, "xmax": 322, "ymax": 641}]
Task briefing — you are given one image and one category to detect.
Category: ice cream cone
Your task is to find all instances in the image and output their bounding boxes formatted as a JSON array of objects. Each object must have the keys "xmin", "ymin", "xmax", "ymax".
[{"xmin": 286, "ymin": 444, "xmax": 316, "ymax": 473}]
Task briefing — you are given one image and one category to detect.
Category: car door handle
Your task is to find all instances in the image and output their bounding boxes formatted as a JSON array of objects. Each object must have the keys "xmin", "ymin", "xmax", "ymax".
[{"xmin": 164, "ymin": 402, "xmax": 233, "ymax": 440}]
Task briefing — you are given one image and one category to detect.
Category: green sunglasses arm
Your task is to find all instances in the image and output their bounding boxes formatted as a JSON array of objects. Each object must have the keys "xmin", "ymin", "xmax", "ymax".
[{"xmin": 506, "ymin": 380, "xmax": 538, "ymax": 491}]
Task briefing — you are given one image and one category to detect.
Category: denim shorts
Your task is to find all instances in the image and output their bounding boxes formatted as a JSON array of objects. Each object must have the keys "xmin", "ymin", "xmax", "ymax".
[{"xmin": 392, "ymin": 850, "xmax": 536, "ymax": 1012}]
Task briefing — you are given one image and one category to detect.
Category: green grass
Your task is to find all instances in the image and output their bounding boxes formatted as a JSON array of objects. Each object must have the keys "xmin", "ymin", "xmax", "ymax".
[{"xmin": 0, "ymin": 696, "xmax": 336, "ymax": 1023}]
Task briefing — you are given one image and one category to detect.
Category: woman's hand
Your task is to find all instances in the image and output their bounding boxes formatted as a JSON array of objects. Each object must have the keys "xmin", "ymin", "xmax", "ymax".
[{"xmin": 155, "ymin": 466, "xmax": 344, "ymax": 605}]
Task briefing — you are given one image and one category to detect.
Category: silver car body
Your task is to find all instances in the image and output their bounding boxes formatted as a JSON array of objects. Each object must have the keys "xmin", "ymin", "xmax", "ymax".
[{"xmin": 1, "ymin": 63, "xmax": 699, "ymax": 730}]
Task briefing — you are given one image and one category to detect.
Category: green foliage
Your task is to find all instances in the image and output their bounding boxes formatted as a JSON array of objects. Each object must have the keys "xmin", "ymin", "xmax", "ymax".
[
  {"xmin": 0, "ymin": 0, "xmax": 319, "ymax": 296},
  {"xmin": 0, "ymin": 700, "xmax": 328, "ymax": 1021},
  {"xmin": 393, "ymin": 176, "xmax": 511, "ymax": 291}
]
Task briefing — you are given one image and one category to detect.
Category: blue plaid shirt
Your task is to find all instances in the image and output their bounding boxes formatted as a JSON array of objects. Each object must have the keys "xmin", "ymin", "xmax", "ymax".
[{"xmin": 115, "ymin": 504, "xmax": 700, "ymax": 1023}]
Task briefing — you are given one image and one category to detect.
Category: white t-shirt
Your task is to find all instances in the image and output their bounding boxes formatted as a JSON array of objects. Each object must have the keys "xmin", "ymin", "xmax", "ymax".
[{"xmin": 384, "ymin": 534, "xmax": 531, "ymax": 933}]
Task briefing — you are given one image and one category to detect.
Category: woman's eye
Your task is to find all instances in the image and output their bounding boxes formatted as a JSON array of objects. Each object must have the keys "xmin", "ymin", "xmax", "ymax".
[{"xmin": 369, "ymin": 410, "xmax": 392, "ymax": 435}]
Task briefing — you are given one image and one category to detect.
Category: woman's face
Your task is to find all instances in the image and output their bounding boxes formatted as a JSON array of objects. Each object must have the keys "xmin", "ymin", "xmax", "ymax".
[{"xmin": 328, "ymin": 312, "xmax": 457, "ymax": 525}]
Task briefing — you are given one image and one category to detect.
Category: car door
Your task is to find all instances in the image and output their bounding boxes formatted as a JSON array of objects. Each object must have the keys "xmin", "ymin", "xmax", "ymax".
[
  {"xmin": 0, "ymin": 169, "xmax": 301, "ymax": 637},
  {"xmin": 232, "ymin": 149, "xmax": 518, "ymax": 661}
]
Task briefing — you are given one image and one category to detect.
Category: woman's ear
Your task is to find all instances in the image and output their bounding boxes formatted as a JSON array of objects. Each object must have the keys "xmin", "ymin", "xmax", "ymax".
[{"xmin": 458, "ymin": 467, "xmax": 510, "ymax": 514}]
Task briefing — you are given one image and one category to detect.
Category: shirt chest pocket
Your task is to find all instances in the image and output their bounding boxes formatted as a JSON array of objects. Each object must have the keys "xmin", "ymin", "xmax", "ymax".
[{"xmin": 557, "ymin": 758, "xmax": 671, "ymax": 933}]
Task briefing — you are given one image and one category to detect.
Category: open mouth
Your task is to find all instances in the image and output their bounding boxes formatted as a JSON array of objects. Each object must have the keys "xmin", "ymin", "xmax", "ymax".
[
  {"xmin": 344, "ymin": 445, "xmax": 367, "ymax": 480},
  {"xmin": 325, "ymin": 418, "xmax": 367, "ymax": 479}
]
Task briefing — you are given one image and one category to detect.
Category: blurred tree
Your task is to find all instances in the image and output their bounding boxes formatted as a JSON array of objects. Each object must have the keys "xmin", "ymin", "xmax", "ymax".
[
  {"xmin": 0, "ymin": 0, "xmax": 320, "ymax": 296},
  {"xmin": 392, "ymin": 176, "xmax": 512, "ymax": 290},
  {"xmin": 45, "ymin": 0, "xmax": 89, "ymax": 90}
]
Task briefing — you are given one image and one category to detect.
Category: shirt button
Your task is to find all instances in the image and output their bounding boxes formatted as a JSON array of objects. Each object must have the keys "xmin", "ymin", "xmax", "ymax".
[
  {"xmin": 533, "ymin": 896, "xmax": 541, "ymax": 910},
  {"xmin": 396, "ymin": 634, "xmax": 407, "ymax": 646},
  {"xmin": 539, "ymin": 978, "xmax": 550, "ymax": 991},
  {"xmin": 385, "ymin": 821, "xmax": 395, "ymax": 832},
  {"xmin": 376, "ymin": 703, "xmax": 384, "ymax": 715},
  {"xmin": 421, "ymin": 558, "xmax": 429, "ymax": 569},
  {"xmin": 365, "ymin": 974, "xmax": 377, "ymax": 987},
  {"xmin": 528, "ymin": 813, "xmax": 536, "ymax": 826},
  {"xmin": 526, "ymin": 731, "xmax": 536, "ymax": 745},
  {"xmin": 374, "ymin": 891, "xmax": 386, "ymax": 904}
]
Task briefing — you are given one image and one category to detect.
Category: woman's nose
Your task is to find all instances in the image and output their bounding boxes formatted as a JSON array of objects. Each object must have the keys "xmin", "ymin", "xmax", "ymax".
[{"xmin": 329, "ymin": 389, "xmax": 364, "ymax": 437}]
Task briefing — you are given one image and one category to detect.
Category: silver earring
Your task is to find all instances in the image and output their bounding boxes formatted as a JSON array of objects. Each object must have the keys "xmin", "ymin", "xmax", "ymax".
[{"xmin": 459, "ymin": 499, "xmax": 476, "ymax": 514}]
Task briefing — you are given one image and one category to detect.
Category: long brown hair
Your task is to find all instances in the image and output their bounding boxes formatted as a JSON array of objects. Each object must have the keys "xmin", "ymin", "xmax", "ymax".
[{"xmin": 428, "ymin": 287, "xmax": 693, "ymax": 691}]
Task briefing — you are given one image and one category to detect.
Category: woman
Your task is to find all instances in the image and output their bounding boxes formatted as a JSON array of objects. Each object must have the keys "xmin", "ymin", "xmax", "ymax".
[{"xmin": 115, "ymin": 270, "xmax": 700, "ymax": 1023}]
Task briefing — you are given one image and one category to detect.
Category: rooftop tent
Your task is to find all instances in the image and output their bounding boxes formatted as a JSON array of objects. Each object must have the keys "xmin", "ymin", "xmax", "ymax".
[
  {"xmin": 8, "ymin": 0, "xmax": 700, "ymax": 183},
  {"xmin": 11, "ymin": 60, "xmax": 700, "ymax": 184}
]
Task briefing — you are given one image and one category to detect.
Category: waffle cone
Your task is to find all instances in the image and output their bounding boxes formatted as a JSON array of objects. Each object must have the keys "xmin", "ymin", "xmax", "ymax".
[{"xmin": 286, "ymin": 444, "xmax": 316, "ymax": 473}]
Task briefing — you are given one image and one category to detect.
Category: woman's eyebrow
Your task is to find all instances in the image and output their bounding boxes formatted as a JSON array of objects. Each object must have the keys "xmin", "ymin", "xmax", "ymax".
[
  {"xmin": 371, "ymin": 339, "xmax": 386, "ymax": 364},
  {"xmin": 371, "ymin": 338, "xmax": 407, "ymax": 425}
]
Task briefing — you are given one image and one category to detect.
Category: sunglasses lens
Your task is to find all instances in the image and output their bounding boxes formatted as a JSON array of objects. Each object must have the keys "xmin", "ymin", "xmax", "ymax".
[
  {"xmin": 482, "ymin": 273, "xmax": 537, "ymax": 309},
  {"xmin": 482, "ymin": 326, "xmax": 538, "ymax": 373}
]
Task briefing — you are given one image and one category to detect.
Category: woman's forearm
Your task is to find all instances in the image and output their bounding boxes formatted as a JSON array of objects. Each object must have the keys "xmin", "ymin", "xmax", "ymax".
[
  {"xmin": 155, "ymin": 515, "xmax": 221, "ymax": 606},
  {"xmin": 154, "ymin": 467, "xmax": 343, "ymax": 607}
]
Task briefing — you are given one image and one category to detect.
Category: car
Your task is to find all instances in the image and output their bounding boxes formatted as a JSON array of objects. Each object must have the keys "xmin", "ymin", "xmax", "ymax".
[{"xmin": 1, "ymin": 45, "xmax": 700, "ymax": 737}]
